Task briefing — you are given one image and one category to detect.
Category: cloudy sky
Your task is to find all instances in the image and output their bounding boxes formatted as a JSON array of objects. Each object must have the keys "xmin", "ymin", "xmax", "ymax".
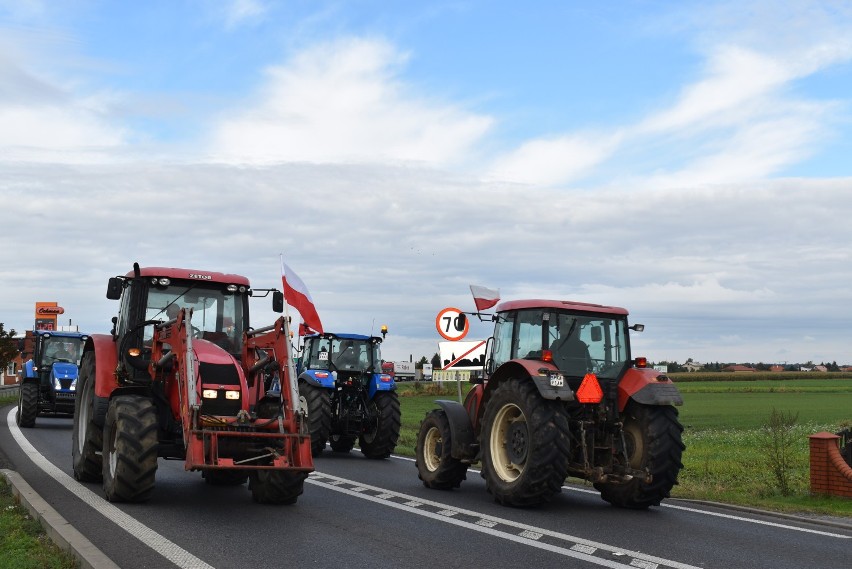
[{"xmin": 2, "ymin": 0, "xmax": 851, "ymax": 366}]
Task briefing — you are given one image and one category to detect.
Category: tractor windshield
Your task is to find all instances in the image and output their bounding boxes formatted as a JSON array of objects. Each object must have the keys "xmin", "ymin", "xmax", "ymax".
[
  {"xmin": 40, "ymin": 336, "xmax": 85, "ymax": 366},
  {"xmin": 305, "ymin": 337, "xmax": 381, "ymax": 373},
  {"xmin": 143, "ymin": 283, "xmax": 246, "ymax": 354},
  {"xmin": 547, "ymin": 311, "xmax": 629, "ymax": 379}
]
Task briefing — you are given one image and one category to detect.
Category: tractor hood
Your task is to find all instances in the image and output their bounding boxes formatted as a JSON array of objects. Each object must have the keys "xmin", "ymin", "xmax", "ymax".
[{"xmin": 51, "ymin": 362, "xmax": 79, "ymax": 380}]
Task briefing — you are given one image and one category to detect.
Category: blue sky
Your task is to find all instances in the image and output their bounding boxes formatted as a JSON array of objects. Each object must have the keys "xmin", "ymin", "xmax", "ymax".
[{"xmin": 2, "ymin": 1, "xmax": 852, "ymax": 365}]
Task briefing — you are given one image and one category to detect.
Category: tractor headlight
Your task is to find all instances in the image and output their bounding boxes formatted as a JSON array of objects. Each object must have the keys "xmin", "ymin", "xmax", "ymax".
[
  {"xmin": 225, "ymin": 390, "xmax": 240, "ymax": 400},
  {"xmin": 202, "ymin": 389, "xmax": 218, "ymax": 399},
  {"xmin": 53, "ymin": 377, "xmax": 62, "ymax": 390},
  {"xmin": 70, "ymin": 378, "xmax": 77, "ymax": 390}
]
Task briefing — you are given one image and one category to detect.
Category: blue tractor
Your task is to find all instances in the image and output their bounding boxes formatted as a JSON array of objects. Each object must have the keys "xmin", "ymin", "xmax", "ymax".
[
  {"xmin": 16, "ymin": 330, "xmax": 88, "ymax": 428},
  {"xmin": 297, "ymin": 333, "xmax": 401, "ymax": 458}
]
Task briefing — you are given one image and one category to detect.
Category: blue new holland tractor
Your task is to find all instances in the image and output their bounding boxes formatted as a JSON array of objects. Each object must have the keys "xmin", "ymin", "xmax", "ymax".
[
  {"xmin": 16, "ymin": 330, "xmax": 88, "ymax": 427},
  {"xmin": 297, "ymin": 333, "xmax": 401, "ymax": 458}
]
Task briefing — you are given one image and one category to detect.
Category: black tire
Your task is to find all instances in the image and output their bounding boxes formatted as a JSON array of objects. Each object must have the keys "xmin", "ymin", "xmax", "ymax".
[
  {"xmin": 16, "ymin": 383, "xmax": 39, "ymax": 428},
  {"xmin": 72, "ymin": 351, "xmax": 104, "ymax": 482},
  {"xmin": 595, "ymin": 401, "xmax": 685, "ymax": 509},
  {"xmin": 480, "ymin": 377, "xmax": 571, "ymax": 507},
  {"xmin": 329, "ymin": 434, "xmax": 356, "ymax": 453},
  {"xmin": 415, "ymin": 409, "xmax": 468, "ymax": 489},
  {"xmin": 359, "ymin": 391, "xmax": 401, "ymax": 459},
  {"xmin": 299, "ymin": 382, "xmax": 332, "ymax": 457},
  {"xmin": 203, "ymin": 470, "xmax": 248, "ymax": 486},
  {"xmin": 248, "ymin": 470, "xmax": 307, "ymax": 505},
  {"xmin": 102, "ymin": 395, "xmax": 159, "ymax": 502}
]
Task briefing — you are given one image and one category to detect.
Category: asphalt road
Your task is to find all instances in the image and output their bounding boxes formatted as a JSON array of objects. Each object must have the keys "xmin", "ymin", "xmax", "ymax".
[{"xmin": 2, "ymin": 406, "xmax": 850, "ymax": 569}]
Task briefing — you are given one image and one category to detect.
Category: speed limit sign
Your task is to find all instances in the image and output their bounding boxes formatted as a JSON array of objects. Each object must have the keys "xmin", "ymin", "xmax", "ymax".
[{"xmin": 435, "ymin": 307, "xmax": 469, "ymax": 341}]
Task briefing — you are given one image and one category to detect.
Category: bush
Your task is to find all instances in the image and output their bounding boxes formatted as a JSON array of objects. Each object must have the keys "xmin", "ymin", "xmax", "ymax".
[{"xmin": 760, "ymin": 408, "xmax": 799, "ymax": 496}]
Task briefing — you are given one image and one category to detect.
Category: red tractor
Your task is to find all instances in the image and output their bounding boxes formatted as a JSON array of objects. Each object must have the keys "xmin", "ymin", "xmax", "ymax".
[
  {"xmin": 416, "ymin": 298, "xmax": 684, "ymax": 509},
  {"xmin": 72, "ymin": 264, "xmax": 314, "ymax": 504}
]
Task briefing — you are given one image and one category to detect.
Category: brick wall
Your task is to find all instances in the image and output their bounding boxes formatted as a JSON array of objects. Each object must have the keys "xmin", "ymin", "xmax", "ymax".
[{"xmin": 809, "ymin": 432, "xmax": 852, "ymax": 499}]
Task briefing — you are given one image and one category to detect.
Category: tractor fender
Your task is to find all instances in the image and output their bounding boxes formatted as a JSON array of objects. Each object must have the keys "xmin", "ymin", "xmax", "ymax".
[
  {"xmin": 367, "ymin": 372, "xmax": 396, "ymax": 399},
  {"xmin": 618, "ymin": 367, "xmax": 683, "ymax": 410},
  {"xmin": 299, "ymin": 370, "xmax": 334, "ymax": 389},
  {"xmin": 486, "ymin": 359, "xmax": 576, "ymax": 403},
  {"xmin": 87, "ymin": 334, "xmax": 119, "ymax": 400},
  {"xmin": 433, "ymin": 399, "xmax": 478, "ymax": 461},
  {"xmin": 21, "ymin": 360, "xmax": 38, "ymax": 384}
]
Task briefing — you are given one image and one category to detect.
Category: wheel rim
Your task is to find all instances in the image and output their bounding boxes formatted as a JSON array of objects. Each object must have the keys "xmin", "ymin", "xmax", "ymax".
[
  {"xmin": 489, "ymin": 403, "xmax": 528, "ymax": 482},
  {"xmin": 299, "ymin": 395, "xmax": 308, "ymax": 417},
  {"xmin": 361, "ymin": 400, "xmax": 379, "ymax": 444},
  {"xmin": 623, "ymin": 419, "xmax": 645, "ymax": 469},
  {"xmin": 107, "ymin": 428, "xmax": 118, "ymax": 478},
  {"xmin": 423, "ymin": 426, "xmax": 442, "ymax": 472}
]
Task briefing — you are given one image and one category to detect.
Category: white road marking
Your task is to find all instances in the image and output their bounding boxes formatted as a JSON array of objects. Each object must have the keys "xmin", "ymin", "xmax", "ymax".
[
  {"xmin": 307, "ymin": 472, "xmax": 703, "ymax": 569},
  {"xmin": 392, "ymin": 453, "xmax": 851, "ymax": 539},
  {"xmin": 6, "ymin": 408, "xmax": 214, "ymax": 569}
]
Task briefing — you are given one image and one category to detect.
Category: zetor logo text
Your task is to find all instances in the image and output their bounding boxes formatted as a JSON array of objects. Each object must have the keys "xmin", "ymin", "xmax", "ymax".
[
  {"xmin": 188, "ymin": 273, "xmax": 212, "ymax": 280},
  {"xmin": 37, "ymin": 306, "xmax": 65, "ymax": 315}
]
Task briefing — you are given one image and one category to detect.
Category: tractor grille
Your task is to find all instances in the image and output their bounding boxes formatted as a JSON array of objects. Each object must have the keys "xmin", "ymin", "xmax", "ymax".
[
  {"xmin": 199, "ymin": 362, "xmax": 242, "ymax": 416},
  {"xmin": 199, "ymin": 362, "xmax": 240, "ymax": 386}
]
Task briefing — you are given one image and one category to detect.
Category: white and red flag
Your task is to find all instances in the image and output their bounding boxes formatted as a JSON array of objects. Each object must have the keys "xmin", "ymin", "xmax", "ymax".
[
  {"xmin": 469, "ymin": 284, "xmax": 500, "ymax": 311},
  {"xmin": 280, "ymin": 257, "xmax": 323, "ymax": 334}
]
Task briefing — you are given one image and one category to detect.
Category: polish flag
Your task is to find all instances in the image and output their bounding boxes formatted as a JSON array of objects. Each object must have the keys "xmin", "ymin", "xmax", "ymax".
[
  {"xmin": 281, "ymin": 258, "xmax": 323, "ymax": 334},
  {"xmin": 469, "ymin": 285, "xmax": 500, "ymax": 311}
]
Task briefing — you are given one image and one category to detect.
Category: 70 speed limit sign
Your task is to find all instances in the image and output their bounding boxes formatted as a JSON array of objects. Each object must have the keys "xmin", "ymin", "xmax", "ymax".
[{"xmin": 435, "ymin": 307, "xmax": 469, "ymax": 341}]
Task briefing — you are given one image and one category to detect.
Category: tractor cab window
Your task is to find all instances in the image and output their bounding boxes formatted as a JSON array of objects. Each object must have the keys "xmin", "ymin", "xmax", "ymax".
[
  {"xmin": 515, "ymin": 310, "xmax": 545, "ymax": 360},
  {"xmin": 144, "ymin": 284, "xmax": 245, "ymax": 353},
  {"xmin": 490, "ymin": 311, "xmax": 516, "ymax": 370},
  {"xmin": 547, "ymin": 312, "xmax": 628, "ymax": 378},
  {"xmin": 330, "ymin": 339, "xmax": 375, "ymax": 372},
  {"xmin": 41, "ymin": 337, "xmax": 84, "ymax": 366},
  {"xmin": 305, "ymin": 338, "xmax": 333, "ymax": 370}
]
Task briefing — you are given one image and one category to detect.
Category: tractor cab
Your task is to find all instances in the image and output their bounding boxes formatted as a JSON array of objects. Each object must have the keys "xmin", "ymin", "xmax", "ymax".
[
  {"xmin": 487, "ymin": 300, "xmax": 639, "ymax": 390},
  {"xmin": 107, "ymin": 266, "xmax": 281, "ymax": 378}
]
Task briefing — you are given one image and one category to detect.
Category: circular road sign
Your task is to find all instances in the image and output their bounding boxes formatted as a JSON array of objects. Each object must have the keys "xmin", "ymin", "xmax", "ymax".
[{"xmin": 435, "ymin": 307, "xmax": 469, "ymax": 341}]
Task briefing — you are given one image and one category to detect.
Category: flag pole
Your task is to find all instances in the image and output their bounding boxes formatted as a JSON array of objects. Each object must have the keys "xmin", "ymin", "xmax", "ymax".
[{"xmin": 279, "ymin": 253, "xmax": 301, "ymax": 416}]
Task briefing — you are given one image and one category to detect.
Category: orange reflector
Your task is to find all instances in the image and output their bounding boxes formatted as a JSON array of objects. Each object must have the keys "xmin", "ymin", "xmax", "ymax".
[
  {"xmin": 542, "ymin": 349, "xmax": 553, "ymax": 363},
  {"xmin": 576, "ymin": 373, "xmax": 603, "ymax": 404}
]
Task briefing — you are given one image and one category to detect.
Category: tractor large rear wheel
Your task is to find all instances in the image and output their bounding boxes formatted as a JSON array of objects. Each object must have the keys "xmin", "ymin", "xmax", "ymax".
[
  {"xmin": 299, "ymin": 381, "xmax": 332, "ymax": 457},
  {"xmin": 72, "ymin": 351, "xmax": 105, "ymax": 482},
  {"xmin": 595, "ymin": 401, "xmax": 685, "ymax": 509},
  {"xmin": 16, "ymin": 383, "xmax": 38, "ymax": 428},
  {"xmin": 102, "ymin": 395, "xmax": 159, "ymax": 503},
  {"xmin": 360, "ymin": 391, "xmax": 401, "ymax": 459},
  {"xmin": 481, "ymin": 377, "xmax": 571, "ymax": 507},
  {"xmin": 415, "ymin": 409, "xmax": 468, "ymax": 489},
  {"xmin": 249, "ymin": 470, "xmax": 307, "ymax": 505}
]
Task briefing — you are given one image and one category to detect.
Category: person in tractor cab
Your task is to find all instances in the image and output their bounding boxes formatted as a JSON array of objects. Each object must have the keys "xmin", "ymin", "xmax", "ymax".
[
  {"xmin": 166, "ymin": 303, "xmax": 181, "ymax": 321},
  {"xmin": 550, "ymin": 317, "xmax": 592, "ymax": 376},
  {"xmin": 51, "ymin": 342, "xmax": 74, "ymax": 362}
]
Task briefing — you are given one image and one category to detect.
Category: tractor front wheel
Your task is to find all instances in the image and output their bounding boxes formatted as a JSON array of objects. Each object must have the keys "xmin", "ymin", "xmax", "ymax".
[
  {"xmin": 72, "ymin": 351, "xmax": 104, "ymax": 482},
  {"xmin": 249, "ymin": 470, "xmax": 307, "ymax": 505},
  {"xmin": 360, "ymin": 391, "xmax": 401, "ymax": 459},
  {"xmin": 102, "ymin": 395, "xmax": 159, "ymax": 502},
  {"xmin": 16, "ymin": 383, "xmax": 38, "ymax": 428},
  {"xmin": 481, "ymin": 377, "xmax": 571, "ymax": 507},
  {"xmin": 299, "ymin": 381, "xmax": 332, "ymax": 457},
  {"xmin": 594, "ymin": 401, "xmax": 685, "ymax": 509},
  {"xmin": 415, "ymin": 409, "xmax": 468, "ymax": 489}
]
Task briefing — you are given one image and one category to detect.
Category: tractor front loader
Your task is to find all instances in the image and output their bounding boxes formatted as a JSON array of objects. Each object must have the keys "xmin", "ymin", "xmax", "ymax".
[{"xmin": 72, "ymin": 264, "xmax": 314, "ymax": 505}]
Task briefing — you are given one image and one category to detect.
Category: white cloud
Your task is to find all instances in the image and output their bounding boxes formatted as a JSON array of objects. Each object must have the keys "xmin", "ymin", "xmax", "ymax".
[
  {"xmin": 223, "ymin": 0, "xmax": 268, "ymax": 29},
  {"xmin": 208, "ymin": 38, "xmax": 493, "ymax": 166}
]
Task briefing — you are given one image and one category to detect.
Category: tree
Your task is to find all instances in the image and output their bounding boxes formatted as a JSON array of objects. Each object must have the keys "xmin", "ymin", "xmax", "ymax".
[
  {"xmin": 430, "ymin": 352, "xmax": 441, "ymax": 369},
  {"xmin": 0, "ymin": 323, "xmax": 19, "ymax": 372},
  {"xmin": 415, "ymin": 356, "xmax": 428, "ymax": 370}
]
